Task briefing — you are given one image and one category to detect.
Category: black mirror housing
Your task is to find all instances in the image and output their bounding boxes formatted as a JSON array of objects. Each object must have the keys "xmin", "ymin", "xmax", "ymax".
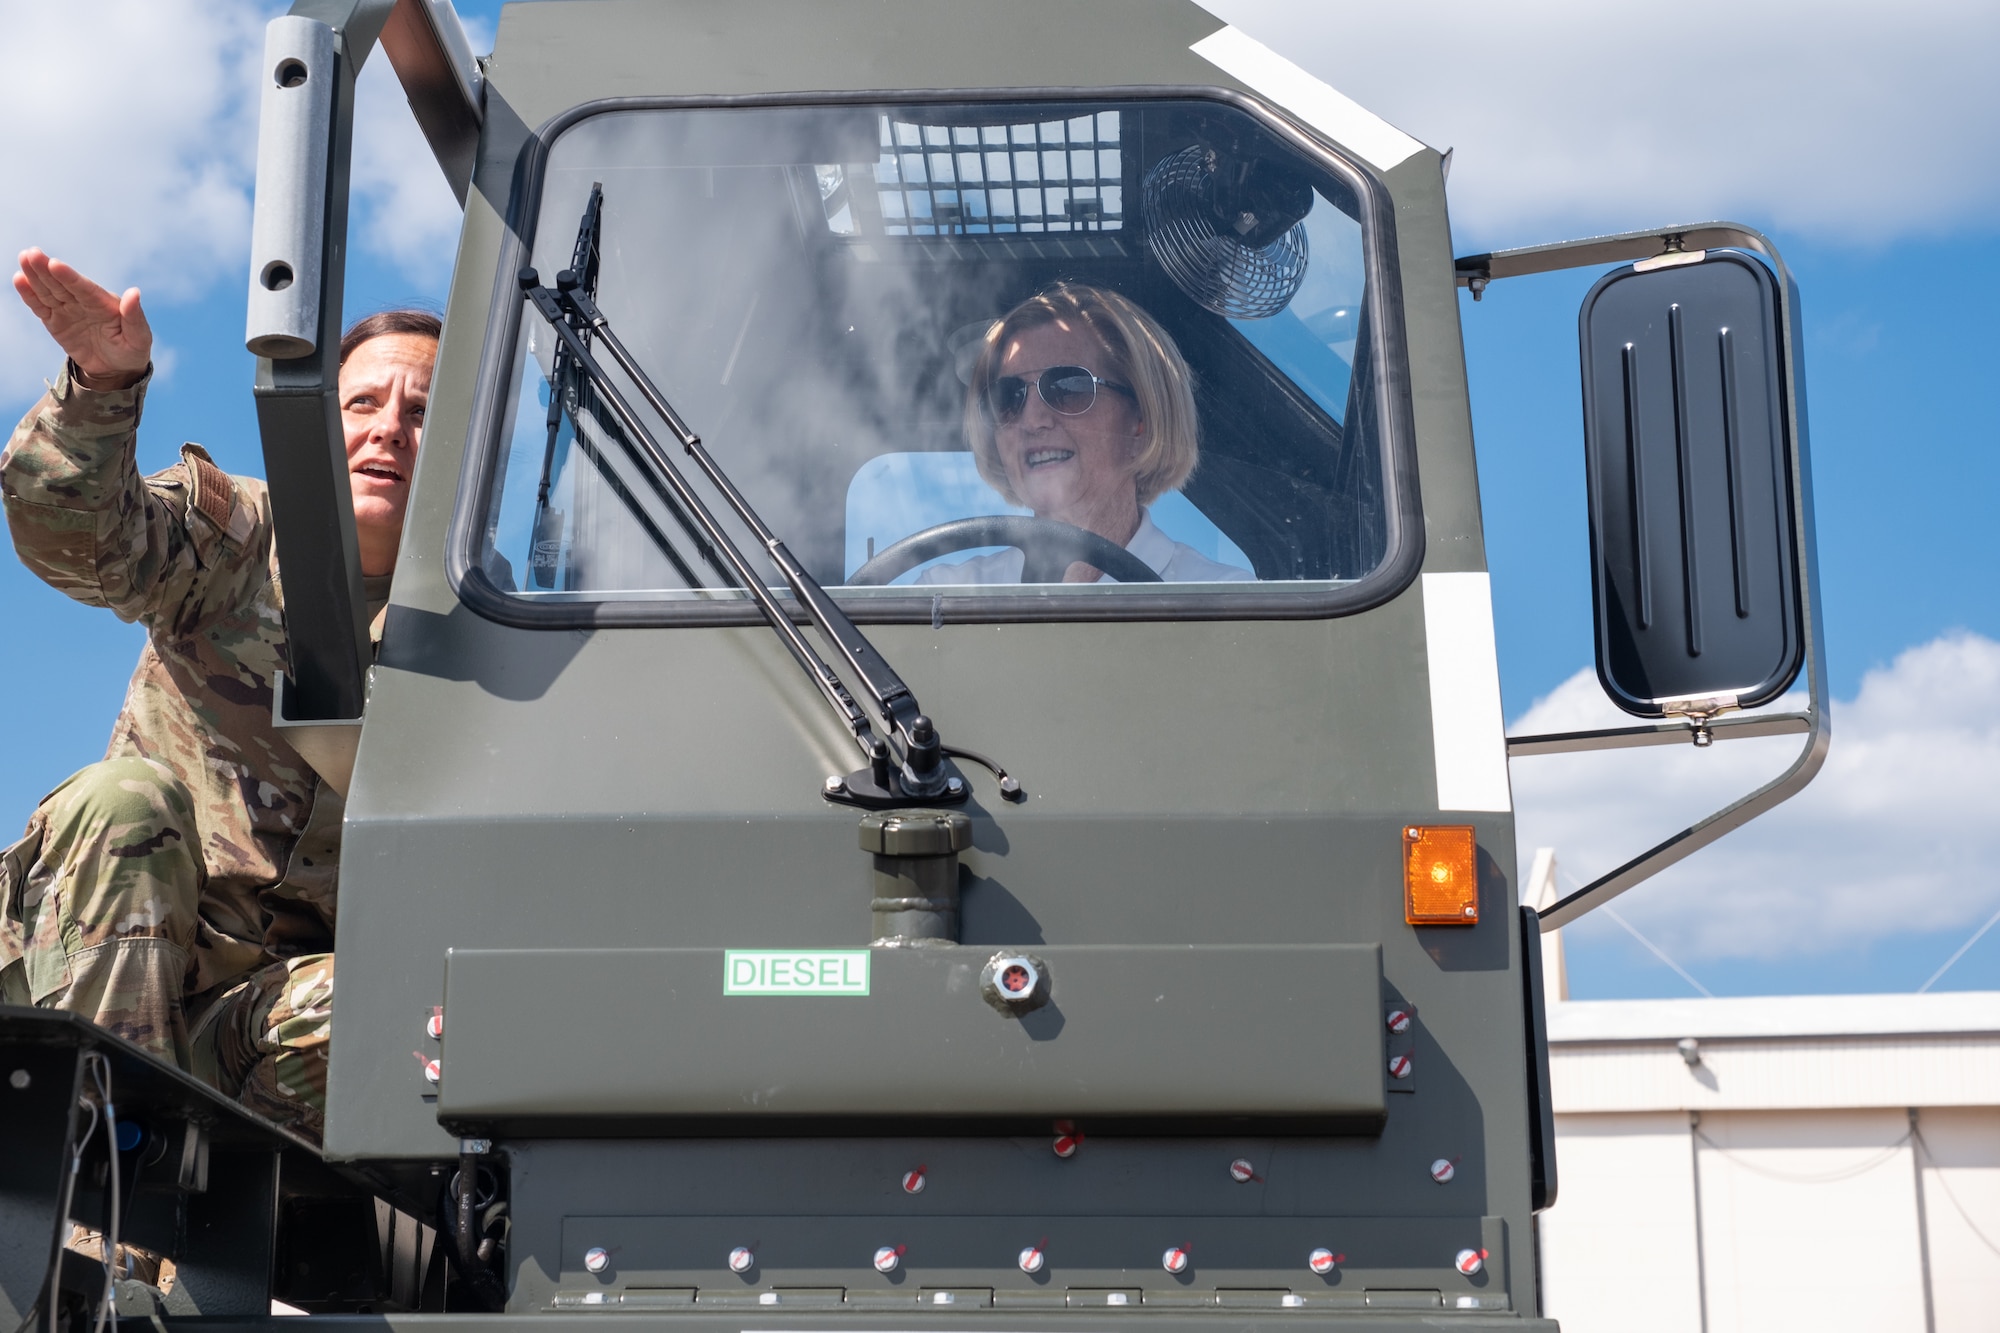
[{"xmin": 1579, "ymin": 251, "xmax": 1804, "ymax": 716}]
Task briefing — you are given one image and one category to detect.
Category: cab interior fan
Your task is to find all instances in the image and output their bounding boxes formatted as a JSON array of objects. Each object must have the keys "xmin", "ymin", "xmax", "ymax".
[{"xmin": 1143, "ymin": 144, "xmax": 1312, "ymax": 320}]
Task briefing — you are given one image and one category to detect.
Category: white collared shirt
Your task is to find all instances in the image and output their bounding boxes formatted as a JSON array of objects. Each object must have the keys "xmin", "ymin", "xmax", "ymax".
[{"xmin": 914, "ymin": 510, "xmax": 1256, "ymax": 585}]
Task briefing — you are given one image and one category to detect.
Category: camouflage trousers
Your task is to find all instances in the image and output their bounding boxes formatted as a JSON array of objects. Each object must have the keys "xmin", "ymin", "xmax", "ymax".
[{"xmin": 0, "ymin": 758, "xmax": 333, "ymax": 1142}]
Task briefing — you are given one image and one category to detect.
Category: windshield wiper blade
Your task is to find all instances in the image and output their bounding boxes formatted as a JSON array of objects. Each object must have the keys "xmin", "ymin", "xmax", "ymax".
[
  {"xmin": 517, "ymin": 258, "xmax": 992, "ymax": 809},
  {"xmin": 526, "ymin": 184, "xmax": 600, "ymax": 588},
  {"xmin": 528, "ymin": 184, "xmax": 719, "ymax": 591}
]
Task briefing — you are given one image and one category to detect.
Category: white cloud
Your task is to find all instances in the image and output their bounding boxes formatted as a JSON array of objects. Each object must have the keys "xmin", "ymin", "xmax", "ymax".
[
  {"xmin": 0, "ymin": 2, "xmax": 489, "ymax": 406},
  {"xmin": 0, "ymin": 0, "xmax": 269, "ymax": 401},
  {"xmin": 1512, "ymin": 633, "xmax": 2000, "ymax": 963},
  {"xmin": 1203, "ymin": 0, "xmax": 2000, "ymax": 247}
]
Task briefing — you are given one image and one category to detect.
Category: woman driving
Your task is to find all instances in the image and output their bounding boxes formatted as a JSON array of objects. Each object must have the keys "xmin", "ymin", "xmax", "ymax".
[{"xmin": 919, "ymin": 282, "xmax": 1253, "ymax": 584}]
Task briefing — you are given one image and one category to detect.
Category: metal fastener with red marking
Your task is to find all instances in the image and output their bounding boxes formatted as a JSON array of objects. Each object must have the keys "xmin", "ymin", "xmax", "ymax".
[
  {"xmin": 902, "ymin": 1167, "xmax": 926, "ymax": 1194},
  {"xmin": 413, "ymin": 1051, "xmax": 441, "ymax": 1084},
  {"xmin": 1456, "ymin": 1248, "xmax": 1487, "ymax": 1276},
  {"xmin": 728, "ymin": 1247, "xmax": 755, "ymax": 1274},
  {"xmin": 1430, "ymin": 1158, "xmax": 1456, "ymax": 1184},
  {"xmin": 1308, "ymin": 1248, "xmax": 1340, "ymax": 1275},
  {"xmin": 426, "ymin": 1007, "xmax": 444, "ymax": 1040},
  {"xmin": 1388, "ymin": 1053, "xmax": 1413, "ymax": 1079},
  {"xmin": 1018, "ymin": 1245, "xmax": 1045, "ymax": 1274},
  {"xmin": 1053, "ymin": 1120, "xmax": 1083, "ymax": 1157},
  {"xmin": 1162, "ymin": 1246, "xmax": 1190, "ymax": 1274},
  {"xmin": 1385, "ymin": 1008, "xmax": 1411, "ymax": 1034},
  {"xmin": 1229, "ymin": 1158, "xmax": 1257, "ymax": 1183},
  {"xmin": 583, "ymin": 1247, "xmax": 610, "ymax": 1274},
  {"xmin": 873, "ymin": 1246, "xmax": 902, "ymax": 1273}
]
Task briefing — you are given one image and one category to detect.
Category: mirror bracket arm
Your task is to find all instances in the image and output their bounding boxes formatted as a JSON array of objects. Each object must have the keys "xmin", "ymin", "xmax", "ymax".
[
  {"xmin": 1452, "ymin": 220, "xmax": 1789, "ymax": 291},
  {"xmin": 1529, "ymin": 698, "xmax": 1827, "ymax": 933},
  {"xmin": 1506, "ymin": 709, "xmax": 1809, "ymax": 758},
  {"xmin": 1467, "ymin": 220, "xmax": 1832, "ymax": 933}
]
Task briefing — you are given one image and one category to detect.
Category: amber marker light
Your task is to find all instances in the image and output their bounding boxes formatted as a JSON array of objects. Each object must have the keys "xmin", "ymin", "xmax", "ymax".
[{"xmin": 1404, "ymin": 825, "xmax": 1479, "ymax": 925}]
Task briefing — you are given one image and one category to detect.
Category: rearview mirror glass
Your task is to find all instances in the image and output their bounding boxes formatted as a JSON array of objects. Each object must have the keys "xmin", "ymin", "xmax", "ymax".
[{"xmin": 1578, "ymin": 252, "xmax": 1804, "ymax": 716}]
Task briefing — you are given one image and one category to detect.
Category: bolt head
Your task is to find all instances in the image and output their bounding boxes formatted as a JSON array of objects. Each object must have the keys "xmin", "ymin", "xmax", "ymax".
[
  {"xmin": 1162, "ymin": 1246, "xmax": 1189, "ymax": 1274},
  {"xmin": 421, "ymin": 1058, "xmax": 441, "ymax": 1085},
  {"xmin": 873, "ymin": 1246, "xmax": 900, "ymax": 1273},
  {"xmin": 1308, "ymin": 1248, "xmax": 1338, "ymax": 1275},
  {"xmin": 1052, "ymin": 1133, "xmax": 1080, "ymax": 1158},
  {"xmin": 824, "ymin": 775, "xmax": 846, "ymax": 795},
  {"xmin": 998, "ymin": 776, "xmax": 1022, "ymax": 797},
  {"xmin": 1389, "ymin": 1054, "xmax": 1413, "ymax": 1079},
  {"xmin": 1018, "ymin": 1246, "xmax": 1045, "ymax": 1274},
  {"xmin": 946, "ymin": 777, "xmax": 965, "ymax": 795},
  {"xmin": 1229, "ymin": 1158, "xmax": 1256, "ymax": 1183},
  {"xmin": 987, "ymin": 954, "xmax": 1042, "ymax": 1001},
  {"xmin": 728, "ymin": 1247, "xmax": 755, "ymax": 1273},
  {"xmin": 902, "ymin": 1168, "xmax": 926, "ymax": 1194},
  {"xmin": 583, "ymin": 1247, "xmax": 610, "ymax": 1274},
  {"xmin": 8, "ymin": 1069, "xmax": 28, "ymax": 1090},
  {"xmin": 1430, "ymin": 1158, "xmax": 1456, "ymax": 1184},
  {"xmin": 426, "ymin": 1012, "xmax": 444, "ymax": 1040},
  {"xmin": 1385, "ymin": 1008, "xmax": 1412, "ymax": 1034},
  {"xmin": 1455, "ymin": 1247, "xmax": 1485, "ymax": 1276}
]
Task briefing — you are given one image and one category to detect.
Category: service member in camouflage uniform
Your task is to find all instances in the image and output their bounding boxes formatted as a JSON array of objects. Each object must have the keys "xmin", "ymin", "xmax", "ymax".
[{"xmin": 0, "ymin": 248, "xmax": 436, "ymax": 1143}]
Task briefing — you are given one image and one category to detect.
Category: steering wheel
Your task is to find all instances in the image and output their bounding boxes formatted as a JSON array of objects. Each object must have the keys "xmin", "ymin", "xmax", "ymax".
[{"xmin": 848, "ymin": 516, "xmax": 1164, "ymax": 586}]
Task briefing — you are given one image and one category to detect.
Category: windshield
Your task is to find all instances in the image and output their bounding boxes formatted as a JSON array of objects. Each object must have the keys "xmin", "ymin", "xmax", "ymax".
[{"xmin": 469, "ymin": 97, "xmax": 1410, "ymax": 618}]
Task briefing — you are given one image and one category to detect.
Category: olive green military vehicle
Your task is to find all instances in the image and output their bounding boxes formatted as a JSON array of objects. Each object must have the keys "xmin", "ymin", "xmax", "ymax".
[{"xmin": 0, "ymin": 1, "xmax": 1829, "ymax": 1330}]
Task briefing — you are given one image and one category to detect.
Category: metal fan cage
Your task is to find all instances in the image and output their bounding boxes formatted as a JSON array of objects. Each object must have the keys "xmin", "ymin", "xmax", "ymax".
[{"xmin": 1142, "ymin": 144, "xmax": 1309, "ymax": 320}]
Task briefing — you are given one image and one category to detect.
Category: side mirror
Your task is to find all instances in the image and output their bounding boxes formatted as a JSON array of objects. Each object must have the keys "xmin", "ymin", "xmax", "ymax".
[
  {"xmin": 1578, "ymin": 252, "xmax": 1803, "ymax": 717},
  {"xmin": 1458, "ymin": 223, "xmax": 1829, "ymax": 926}
]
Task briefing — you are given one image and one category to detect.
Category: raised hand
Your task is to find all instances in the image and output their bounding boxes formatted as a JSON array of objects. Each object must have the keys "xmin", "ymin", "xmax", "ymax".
[{"xmin": 12, "ymin": 248, "xmax": 153, "ymax": 386}]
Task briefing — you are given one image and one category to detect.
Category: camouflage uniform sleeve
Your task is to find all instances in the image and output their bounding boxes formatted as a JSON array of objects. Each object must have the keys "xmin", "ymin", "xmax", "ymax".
[{"xmin": 2, "ymin": 361, "xmax": 268, "ymax": 638}]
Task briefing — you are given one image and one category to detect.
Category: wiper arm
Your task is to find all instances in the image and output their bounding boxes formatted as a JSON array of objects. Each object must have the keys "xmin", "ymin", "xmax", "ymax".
[
  {"xmin": 517, "ymin": 261, "xmax": 992, "ymax": 808},
  {"xmin": 526, "ymin": 184, "xmax": 601, "ymax": 588}
]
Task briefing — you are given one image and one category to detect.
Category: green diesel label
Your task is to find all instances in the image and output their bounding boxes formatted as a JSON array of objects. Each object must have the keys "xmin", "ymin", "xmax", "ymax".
[{"xmin": 724, "ymin": 950, "xmax": 870, "ymax": 996}]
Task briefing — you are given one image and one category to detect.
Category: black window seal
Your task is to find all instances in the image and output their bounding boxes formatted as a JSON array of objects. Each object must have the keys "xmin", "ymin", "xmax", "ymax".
[{"xmin": 444, "ymin": 86, "xmax": 1424, "ymax": 628}]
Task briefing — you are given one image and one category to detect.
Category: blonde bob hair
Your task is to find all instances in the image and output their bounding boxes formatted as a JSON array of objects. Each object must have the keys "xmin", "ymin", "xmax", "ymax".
[{"xmin": 964, "ymin": 282, "xmax": 1199, "ymax": 509}]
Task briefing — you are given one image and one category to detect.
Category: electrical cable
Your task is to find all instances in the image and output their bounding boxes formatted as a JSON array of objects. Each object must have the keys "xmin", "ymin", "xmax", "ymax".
[
  {"xmin": 56, "ymin": 1095, "xmax": 99, "ymax": 1333},
  {"xmin": 1912, "ymin": 1124, "xmax": 2000, "ymax": 1261},
  {"xmin": 84, "ymin": 1054, "xmax": 119, "ymax": 1333},
  {"xmin": 12, "ymin": 1054, "xmax": 126, "ymax": 1333},
  {"xmin": 442, "ymin": 1155, "xmax": 508, "ymax": 1311},
  {"xmin": 941, "ymin": 745, "xmax": 1023, "ymax": 800},
  {"xmin": 1694, "ymin": 1125, "xmax": 1911, "ymax": 1184},
  {"xmin": 1559, "ymin": 868, "xmax": 1713, "ymax": 997},
  {"xmin": 1917, "ymin": 900, "xmax": 2000, "ymax": 993}
]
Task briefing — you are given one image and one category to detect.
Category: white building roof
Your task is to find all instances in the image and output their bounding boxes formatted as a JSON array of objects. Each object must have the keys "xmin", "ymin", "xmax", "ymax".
[
  {"xmin": 1547, "ymin": 990, "xmax": 2000, "ymax": 1043},
  {"xmin": 1544, "ymin": 992, "xmax": 2000, "ymax": 1113}
]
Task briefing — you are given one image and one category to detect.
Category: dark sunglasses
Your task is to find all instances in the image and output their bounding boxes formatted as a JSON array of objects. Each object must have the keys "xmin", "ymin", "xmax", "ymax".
[{"xmin": 986, "ymin": 366, "xmax": 1135, "ymax": 423}]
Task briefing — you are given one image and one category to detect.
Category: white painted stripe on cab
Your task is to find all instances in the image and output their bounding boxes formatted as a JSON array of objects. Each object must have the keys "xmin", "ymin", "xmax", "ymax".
[
  {"xmin": 1189, "ymin": 26, "xmax": 1426, "ymax": 172},
  {"xmin": 1422, "ymin": 572, "xmax": 1512, "ymax": 812}
]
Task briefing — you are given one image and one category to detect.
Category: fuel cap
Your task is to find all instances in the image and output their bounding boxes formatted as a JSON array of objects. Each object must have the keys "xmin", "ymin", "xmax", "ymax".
[{"xmin": 858, "ymin": 810, "xmax": 971, "ymax": 857}]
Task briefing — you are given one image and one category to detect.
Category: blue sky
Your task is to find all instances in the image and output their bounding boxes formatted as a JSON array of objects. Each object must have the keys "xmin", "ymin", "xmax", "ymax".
[{"xmin": 2, "ymin": 0, "xmax": 1995, "ymax": 999}]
